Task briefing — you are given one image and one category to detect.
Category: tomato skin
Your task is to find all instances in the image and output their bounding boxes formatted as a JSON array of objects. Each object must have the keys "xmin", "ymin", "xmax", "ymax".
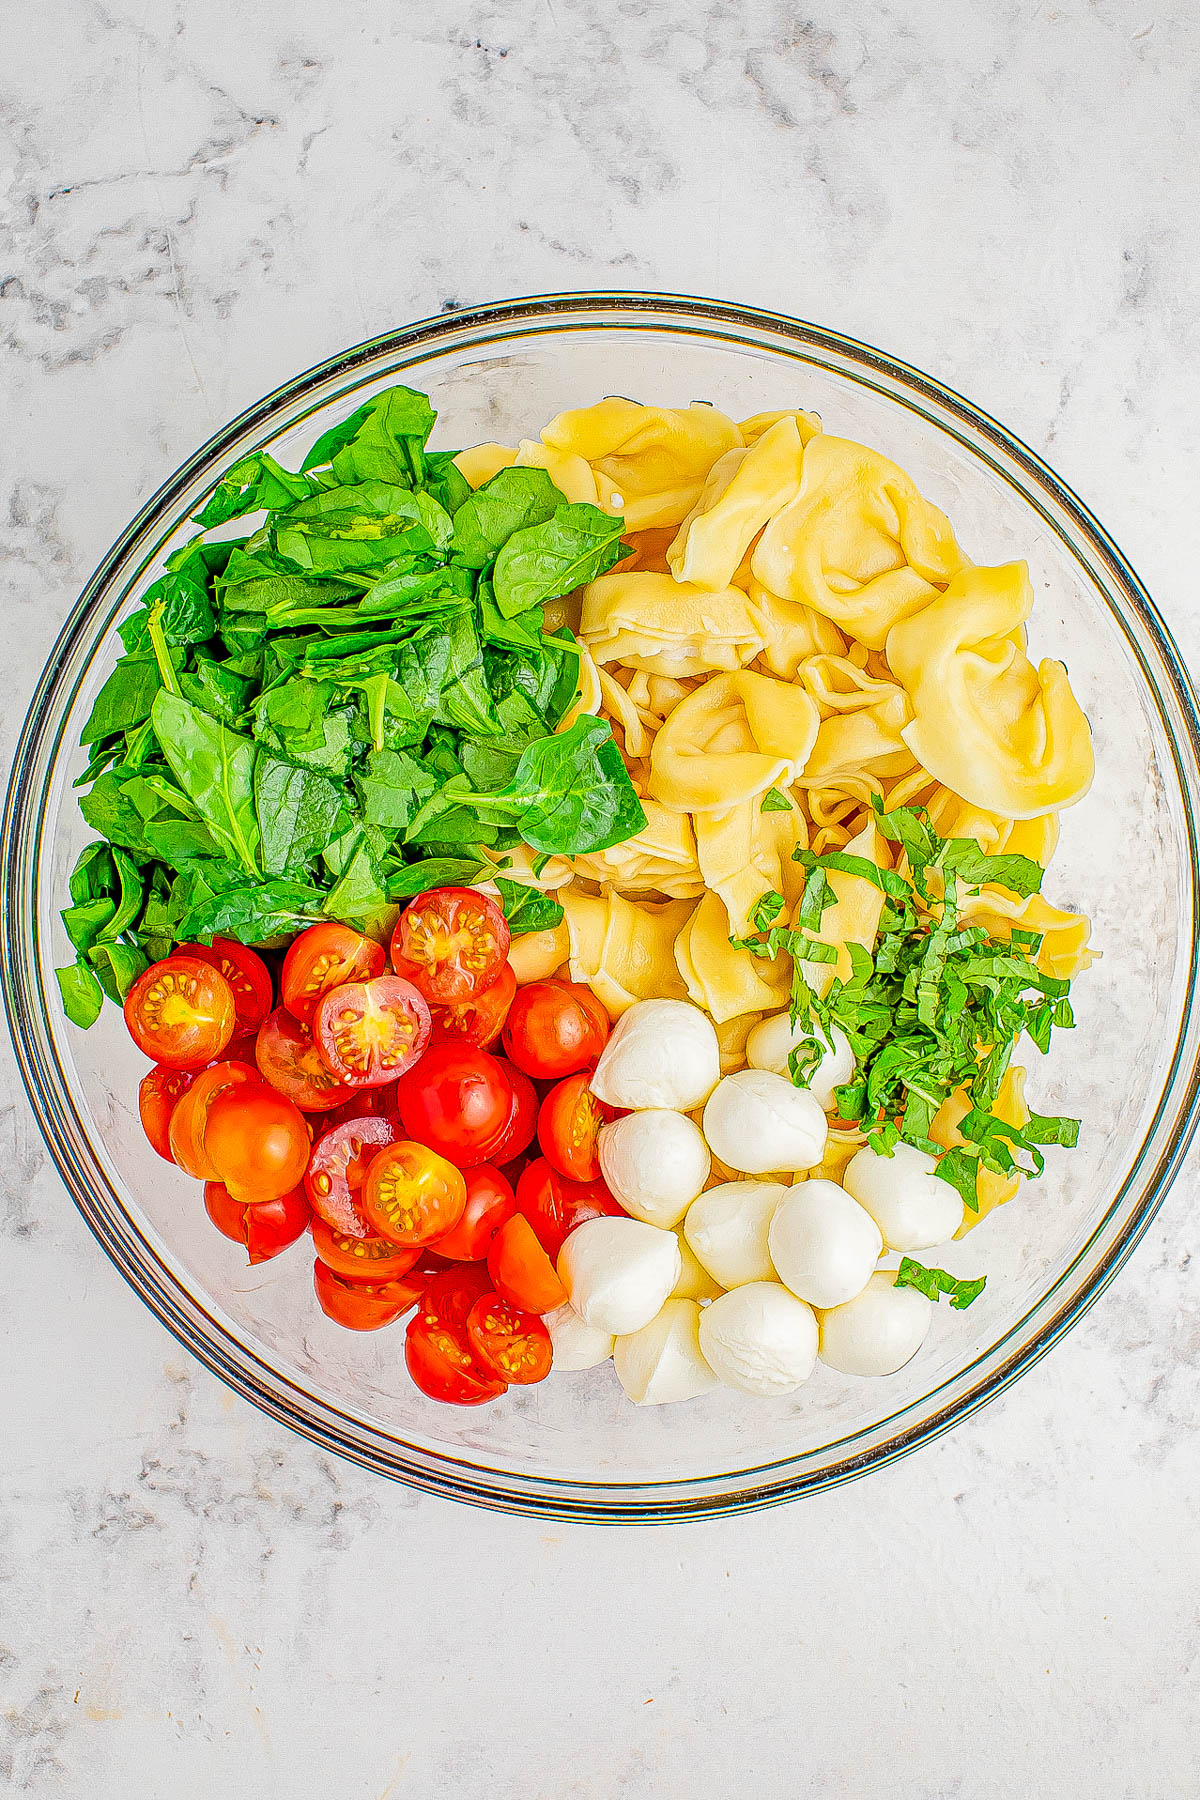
[
  {"xmin": 501, "ymin": 979, "xmax": 609, "ymax": 1080},
  {"xmin": 361, "ymin": 1140, "xmax": 467, "ymax": 1247},
  {"xmin": 405, "ymin": 1317, "xmax": 507, "ymax": 1404},
  {"xmin": 466, "ymin": 1292, "xmax": 553, "ymax": 1384},
  {"xmin": 256, "ymin": 1006, "xmax": 358, "ymax": 1111},
  {"xmin": 282, "ymin": 923, "xmax": 385, "ymax": 1024},
  {"xmin": 393, "ymin": 1045, "xmax": 514, "ymax": 1162},
  {"xmin": 428, "ymin": 961, "xmax": 516, "ymax": 1049},
  {"xmin": 313, "ymin": 1259, "xmax": 421, "ymax": 1331},
  {"xmin": 320, "ymin": 1085, "xmax": 392, "ymax": 1129},
  {"xmin": 311, "ymin": 1214, "xmax": 422, "ymax": 1281},
  {"xmin": 305, "ymin": 1114, "xmax": 398, "ymax": 1236},
  {"xmin": 391, "ymin": 886, "xmax": 511, "ymax": 1006},
  {"xmin": 204, "ymin": 1084, "xmax": 312, "ymax": 1203},
  {"xmin": 314, "ymin": 974, "xmax": 431, "ymax": 1087},
  {"xmin": 487, "ymin": 1212, "xmax": 568, "ymax": 1314},
  {"xmin": 138, "ymin": 1064, "xmax": 194, "ymax": 1162},
  {"xmin": 537, "ymin": 1069, "xmax": 610, "ymax": 1182},
  {"xmin": 178, "ymin": 938, "xmax": 274, "ymax": 1034},
  {"xmin": 431, "ymin": 1164, "xmax": 517, "ymax": 1261},
  {"xmin": 515, "ymin": 1157, "xmax": 624, "ymax": 1259},
  {"xmin": 204, "ymin": 1182, "xmax": 311, "ymax": 1263},
  {"xmin": 476, "ymin": 1064, "xmax": 538, "ymax": 1168},
  {"xmin": 168, "ymin": 1060, "xmax": 262, "ymax": 1180},
  {"xmin": 124, "ymin": 955, "xmax": 237, "ymax": 1069},
  {"xmin": 420, "ymin": 1262, "xmax": 495, "ymax": 1331}
]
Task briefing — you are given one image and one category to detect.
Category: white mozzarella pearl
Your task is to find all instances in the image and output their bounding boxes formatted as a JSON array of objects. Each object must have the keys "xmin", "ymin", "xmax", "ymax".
[
  {"xmin": 545, "ymin": 1304, "xmax": 616, "ymax": 1371},
  {"xmin": 817, "ymin": 1271, "xmax": 933, "ymax": 1376},
  {"xmin": 589, "ymin": 999, "xmax": 721, "ymax": 1112},
  {"xmin": 698, "ymin": 1281, "xmax": 819, "ymax": 1396},
  {"xmin": 683, "ymin": 1181, "xmax": 788, "ymax": 1290},
  {"xmin": 745, "ymin": 1015, "xmax": 855, "ymax": 1112},
  {"xmin": 613, "ymin": 1298, "xmax": 719, "ymax": 1405},
  {"xmin": 842, "ymin": 1141, "xmax": 964, "ymax": 1251},
  {"xmin": 701, "ymin": 1070, "xmax": 827, "ymax": 1175},
  {"xmin": 597, "ymin": 1109, "xmax": 711, "ymax": 1228},
  {"xmin": 556, "ymin": 1216, "xmax": 683, "ymax": 1337},
  {"xmin": 671, "ymin": 1231, "xmax": 724, "ymax": 1303},
  {"xmin": 767, "ymin": 1179, "xmax": 882, "ymax": 1309}
]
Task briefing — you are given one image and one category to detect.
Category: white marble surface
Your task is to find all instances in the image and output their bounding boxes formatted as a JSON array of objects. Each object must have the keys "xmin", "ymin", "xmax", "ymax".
[{"xmin": 3, "ymin": 2, "xmax": 1200, "ymax": 1793}]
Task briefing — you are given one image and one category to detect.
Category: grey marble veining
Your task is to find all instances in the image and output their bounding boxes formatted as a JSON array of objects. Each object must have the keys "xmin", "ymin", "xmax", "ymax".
[{"xmin": 3, "ymin": 3, "xmax": 1200, "ymax": 1795}]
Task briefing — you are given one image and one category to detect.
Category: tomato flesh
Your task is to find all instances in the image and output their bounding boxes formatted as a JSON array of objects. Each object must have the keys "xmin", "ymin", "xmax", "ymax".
[
  {"xmin": 313, "ymin": 1260, "xmax": 421, "ymax": 1331},
  {"xmin": 314, "ymin": 974, "xmax": 431, "ymax": 1087},
  {"xmin": 405, "ymin": 1317, "xmax": 507, "ymax": 1403},
  {"xmin": 515, "ymin": 1156, "xmax": 623, "ymax": 1259},
  {"xmin": 537, "ymin": 1069, "xmax": 609, "ymax": 1182},
  {"xmin": 305, "ymin": 1113, "xmax": 397, "ymax": 1235},
  {"xmin": 393, "ymin": 1045, "xmax": 514, "ymax": 1163},
  {"xmin": 466, "ymin": 1292, "xmax": 553, "ymax": 1384},
  {"xmin": 256, "ymin": 1006, "xmax": 357, "ymax": 1111},
  {"xmin": 124, "ymin": 955, "xmax": 236, "ymax": 1068},
  {"xmin": 168, "ymin": 1060, "xmax": 262, "ymax": 1179},
  {"xmin": 487, "ymin": 1212, "xmax": 567, "ymax": 1314},
  {"xmin": 179, "ymin": 938, "xmax": 273, "ymax": 1034},
  {"xmin": 420, "ymin": 1262, "xmax": 495, "ymax": 1331},
  {"xmin": 282, "ymin": 922, "xmax": 385, "ymax": 1023},
  {"xmin": 428, "ymin": 961, "xmax": 516, "ymax": 1049},
  {"xmin": 204, "ymin": 1182, "xmax": 311, "ymax": 1263},
  {"xmin": 361, "ymin": 1141, "xmax": 467, "ymax": 1247},
  {"xmin": 501, "ymin": 979, "xmax": 609, "ymax": 1080},
  {"xmin": 391, "ymin": 887, "xmax": 510, "ymax": 1005},
  {"xmin": 430, "ymin": 1164, "xmax": 517, "ymax": 1261},
  {"xmin": 311, "ymin": 1214, "xmax": 421, "ymax": 1281},
  {"xmin": 204, "ymin": 1084, "xmax": 312, "ymax": 1203},
  {"xmin": 138, "ymin": 1064, "xmax": 194, "ymax": 1162}
]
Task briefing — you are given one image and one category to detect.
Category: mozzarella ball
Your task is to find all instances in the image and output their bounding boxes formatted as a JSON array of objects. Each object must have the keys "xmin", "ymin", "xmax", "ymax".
[
  {"xmin": 843, "ymin": 1141, "xmax": 964, "ymax": 1251},
  {"xmin": 745, "ymin": 1015, "xmax": 854, "ymax": 1112},
  {"xmin": 545, "ymin": 1304, "xmax": 615, "ymax": 1371},
  {"xmin": 598, "ymin": 1110, "xmax": 711, "ymax": 1228},
  {"xmin": 767, "ymin": 1179, "xmax": 882, "ymax": 1309},
  {"xmin": 698, "ymin": 1282, "xmax": 818, "ymax": 1396},
  {"xmin": 683, "ymin": 1180, "xmax": 787, "ymax": 1290},
  {"xmin": 672, "ymin": 1231, "xmax": 724, "ymax": 1303},
  {"xmin": 557, "ymin": 1216, "xmax": 683, "ymax": 1337},
  {"xmin": 702, "ymin": 1070, "xmax": 827, "ymax": 1175},
  {"xmin": 613, "ymin": 1298, "xmax": 719, "ymax": 1405},
  {"xmin": 590, "ymin": 999, "xmax": 721, "ymax": 1112},
  {"xmin": 818, "ymin": 1270, "xmax": 933, "ymax": 1376}
]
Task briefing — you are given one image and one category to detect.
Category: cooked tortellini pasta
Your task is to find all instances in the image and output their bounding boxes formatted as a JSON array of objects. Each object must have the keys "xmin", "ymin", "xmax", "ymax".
[
  {"xmin": 648, "ymin": 670, "xmax": 820, "ymax": 812},
  {"xmin": 541, "ymin": 398, "xmax": 743, "ymax": 530},
  {"xmin": 666, "ymin": 415, "xmax": 807, "ymax": 591},
  {"xmin": 581, "ymin": 572, "xmax": 766, "ymax": 677}
]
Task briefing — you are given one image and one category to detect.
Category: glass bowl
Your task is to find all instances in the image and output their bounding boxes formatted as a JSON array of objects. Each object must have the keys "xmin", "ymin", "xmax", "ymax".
[{"xmin": 5, "ymin": 293, "xmax": 1200, "ymax": 1523}]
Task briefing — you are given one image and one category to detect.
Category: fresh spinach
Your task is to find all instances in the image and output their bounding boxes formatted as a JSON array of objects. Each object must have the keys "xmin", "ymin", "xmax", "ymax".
[{"xmin": 492, "ymin": 503, "xmax": 627, "ymax": 618}]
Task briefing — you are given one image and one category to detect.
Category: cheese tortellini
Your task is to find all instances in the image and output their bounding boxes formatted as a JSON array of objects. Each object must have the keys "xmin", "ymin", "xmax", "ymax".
[{"xmin": 649, "ymin": 670, "xmax": 820, "ymax": 813}]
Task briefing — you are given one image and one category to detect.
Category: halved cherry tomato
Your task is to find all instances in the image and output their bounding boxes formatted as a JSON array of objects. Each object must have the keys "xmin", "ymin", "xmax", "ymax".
[
  {"xmin": 204, "ymin": 1084, "xmax": 312, "ymax": 1203},
  {"xmin": 487, "ymin": 1212, "xmax": 567, "ymax": 1314},
  {"xmin": 393, "ymin": 1045, "xmax": 513, "ymax": 1162},
  {"xmin": 138, "ymin": 1064, "xmax": 194, "ymax": 1162},
  {"xmin": 123, "ymin": 955, "xmax": 236, "ymax": 1069},
  {"xmin": 256, "ymin": 1006, "xmax": 357, "ymax": 1111},
  {"xmin": 466, "ymin": 1292, "xmax": 553, "ymax": 1384},
  {"xmin": 204, "ymin": 1181, "xmax": 311, "ymax": 1263},
  {"xmin": 320, "ymin": 1085, "xmax": 391, "ymax": 1129},
  {"xmin": 168, "ymin": 1060, "xmax": 262, "ymax": 1179},
  {"xmin": 362, "ymin": 1140, "xmax": 467, "ymax": 1247},
  {"xmin": 500, "ymin": 979, "xmax": 609, "ymax": 1080},
  {"xmin": 314, "ymin": 974, "xmax": 431, "ymax": 1087},
  {"xmin": 313, "ymin": 1259, "xmax": 422, "ymax": 1331},
  {"xmin": 391, "ymin": 887, "xmax": 510, "ymax": 1006},
  {"xmin": 420, "ymin": 1262, "xmax": 495, "ymax": 1330},
  {"xmin": 221, "ymin": 1031, "xmax": 262, "ymax": 1069},
  {"xmin": 405, "ymin": 1314, "xmax": 507, "ymax": 1403},
  {"xmin": 178, "ymin": 938, "xmax": 273, "ymax": 1034},
  {"xmin": 515, "ymin": 1157, "xmax": 624, "ymax": 1259},
  {"xmin": 305, "ymin": 1114, "xmax": 398, "ymax": 1235},
  {"xmin": 431, "ymin": 1164, "xmax": 517, "ymax": 1261},
  {"xmin": 282, "ymin": 922, "xmax": 385, "ymax": 1023},
  {"xmin": 310, "ymin": 1214, "xmax": 422, "ymax": 1281},
  {"xmin": 537, "ymin": 1069, "xmax": 611, "ymax": 1182},
  {"xmin": 428, "ymin": 961, "xmax": 516, "ymax": 1049},
  {"xmin": 475, "ymin": 1063, "xmax": 538, "ymax": 1168}
]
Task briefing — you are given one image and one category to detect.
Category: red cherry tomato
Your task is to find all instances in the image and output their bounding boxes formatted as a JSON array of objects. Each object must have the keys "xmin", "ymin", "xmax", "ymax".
[
  {"xmin": 178, "ymin": 938, "xmax": 273, "ymax": 1034},
  {"xmin": 304, "ymin": 1113, "xmax": 398, "ymax": 1236},
  {"xmin": 313, "ymin": 1260, "xmax": 423, "ymax": 1331},
  {"xmin": 361, "ymin": 1141, "xmax": 467, "ymax": 1247},
  {"xmin": 537, "ymin": 1069, "xmax": 612, "ymax": 1181},
  {"xmin": 466, "ymin": 1292, "xmax": 553, "ymax": 1385},
  {"xmin": 500, "ymin": 979, "xmax": 609, "ymax": 1080},
  {"xmin": 314, "ymin": 974, "xmax": 431, "ymax": 1088},
  {"xmin": 428, "ymin": 961, "xmax": 516, "ymax": 1049},
  {"xmin": 393, "ymin": 1045, "xmax": 514, "ymax": 1163},
  {"xmin": 221, "ymin": 1031, "xmax": 262, "ymax": 1069},
  {"xmin": 391, "ymin": 886, "xmax": 510, "ymax": 1006},
  {"xmin": 320, "ymin": 1085, "xmax": 392, "ymax": 1129},
  {"xmin": 204, "ymin": 1084, "xmax": 312, "ymax": 1203},
  {"xmin": 282, "ymin": 922, "xmax": 385, "ymax": 1023},
  {"xmin": 123, "ymin": 955, "xmax": 236, "ymax": 1069},
  {"xmin": 487, "ymin": 1212, "xmax": 567, "ymax": 1314},
  {"xmin": 431, "ymin": 1164, "xmax": 517, "ymax": 1261},
  {"xmin": 476, "ymin": 1062, "xmax": 538, "ymax": 1167},
  {"xmin": 138, "ymin": 1064, "xmax": 194, "ymax": 1162},
  {"xmin": 204, "ymin": 1182, "xmax": 311, "ymax": 1263},
  {"xmin": 405, "ymin": 1315, "xmax": 508, "ymax": 1404},
  {"xmin": 310, "ymin": 1214, "xmax": 422, "ymax": 1281},
  {"xmin": 256, "ymin": 1006, "xmax": 357, "ymax": 1111},
  {"xmin": 515, "ymin": 1157, "xmax": 624, "ymax": 1259},
  {"xmin": 168, "ymin": 1060, "xmax": 262, "ymax": 1179}
]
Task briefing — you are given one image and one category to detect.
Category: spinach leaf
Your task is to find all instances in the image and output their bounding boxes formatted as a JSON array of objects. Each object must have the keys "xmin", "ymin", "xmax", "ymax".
[
  {"xmin": 254, "ymin": 754, "xmax": 351, "ymax": 877},
  {"xmin": 56, "ymin": 959, "xmax": 106, "ymax": 1028},
  {"xmin": 150, "ymin": 692, "xmax": 262, "ymax": 877},
  {"xmin": 355, "ymin": 749, "xmax": 437, "ymax": 830},
  {"xmin": 450, "ymin": 467, "xmax": 561, "ymax": 569},
  {"xmin": 492, "ymin": 503, "xmax": 627, "ymax": 618},
  {"xmin": 495, "ymin": 879, "xmax": 565, "ymax": 936},
  {"xmin": 458, "ymin": 714, "xmax": 647, "ymax": 855},
  {"xmin": 386, "ymin": 855, "xmax": 488, "ymax": 897},
  {"xmin": 327, "ymin": 387, "xmax": 437, "ymax": 487},
  {"xmin": 194, "ymin": 452, "xmax": 315, "ymax": 529},
  {"xmin": 79, "ymin": 656, "xmax": 161, "ymax": 746},
  {"xmin": 177, "ymin": 875, "xmax": 329, "ymax": 944}
]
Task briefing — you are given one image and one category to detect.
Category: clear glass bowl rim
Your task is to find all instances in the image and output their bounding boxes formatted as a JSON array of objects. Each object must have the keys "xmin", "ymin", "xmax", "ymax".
[{"xmin": 5, "ymin": 289, "xmax": 1200, "ymax": 1523}]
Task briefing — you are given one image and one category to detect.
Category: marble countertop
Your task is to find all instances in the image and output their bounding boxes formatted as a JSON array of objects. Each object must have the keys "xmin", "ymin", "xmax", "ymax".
[{"xmin": 4, "ymin": 3, "xmax": 1199, "ymax": 1794}]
